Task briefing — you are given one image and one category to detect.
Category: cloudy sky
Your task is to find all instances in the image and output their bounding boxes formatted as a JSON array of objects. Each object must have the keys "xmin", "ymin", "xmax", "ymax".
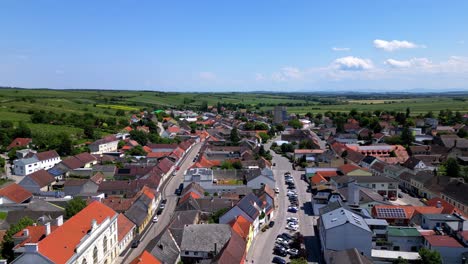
[{"xmin": 1, "ymin": 1, "xmax": 467, "ymax": 92}]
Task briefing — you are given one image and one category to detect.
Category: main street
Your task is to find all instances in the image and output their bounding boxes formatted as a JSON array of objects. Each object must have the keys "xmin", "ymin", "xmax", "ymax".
[
  {"xmin": 246, "ymin": 137, "xmax": 321, "ymax": 263},
  {"xmin": 117, "ymin": 141, "xmax": 203, "ymax": 263}
]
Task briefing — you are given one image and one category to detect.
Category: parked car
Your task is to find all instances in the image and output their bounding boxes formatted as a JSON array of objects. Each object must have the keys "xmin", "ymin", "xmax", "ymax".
[
  {"xmin": 175, "ymin": 183, "xmax": 184, "ymax": 195},
  {"xmin": 272, "ymin": 256, "xmax": 287, "ymax": 264},
  {"xmin": 288, "ymin": 207, "xmax": 298, "ymax": 213},
  {"xmin": 398, "ymin": 193, "xmax": 403, "ymax": 198},
  {"xmin": 287, "ymin": 248, "xmax": 299, "ymax": 256},
  {"xmin": 280, "ymin": 233, "xmax": 293, "ymax": 240},
  {"xmin": 286, "ymin": 225, "xmax": 298, "ymax": 231},
  {"xmin": 287, "ymin": 217, "xmax": 298, "ymax": 222},
  {"xmin": 131, "ymin": 239, "xmax": 140, "ymax": 248},
  {"xmin": 269, "ymin": 221, "xmax": 275, "ymax": 228},
  {"xmin": 152, "ymin": 216, "xmax": 158, "ymax": 223},
  {"xmin": 274, "ymin": 187, "xmax": 280, "ymax": 194},
  {"xmin": 273, "ymin": 247, "xmax": 288, "ymax": 257}
]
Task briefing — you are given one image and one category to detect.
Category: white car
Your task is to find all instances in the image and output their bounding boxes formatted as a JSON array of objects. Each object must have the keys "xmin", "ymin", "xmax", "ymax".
[
  {"xmin": 152, "ymin": 216, "xmax": 158, "ymax": 223},
  {"xmin": 286, "ymin": 225, "xmax": 298, "ymax": 231},
  {"xmin": 276, "ymin": 237, "xmax": 286, "ymax": 244},
  {"xmin": 287, "ymin": 217, "xmax": 298, "ymax": 222},
  {"xmin": 287, "ymin": 190, "xmax": 297, "ymax": 195},
  {"xmin": 274, "ymin": 187, "xmax": 280, "ymax": 194},
  {"xmin": 288, "ymin": 206, "xmax": 298, "ymax": 210}
]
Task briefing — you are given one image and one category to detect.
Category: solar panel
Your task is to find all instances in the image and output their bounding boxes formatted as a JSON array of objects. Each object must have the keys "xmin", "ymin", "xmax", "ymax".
[{"xmin": 376, "ymin": 208, "xmax": 406, "ymax": 219}]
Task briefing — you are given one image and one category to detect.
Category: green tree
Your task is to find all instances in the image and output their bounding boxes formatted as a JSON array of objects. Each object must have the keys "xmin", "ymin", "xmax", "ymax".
[
  {"xmin": 220, "ymin": 161, "xmax": 234, "ymax": 169},
  {"xmin": 57, "ymin": 133, "xmax": 73, "ymax": 156},
  {"xmin": 208, "ymin": 208, "xmax": 229, "ymax": 223},
  {"xmin": 258, "ymin": 132, "xmax": 270, "ymax": 143},
  {"xmin": 65, "ymin": 197, "xmax": 87, "ymax": 218},
  {"xmin": 418, "ymin": 248, "xmax": 442, "ymax": 264},
  {"xmin": 1, "ymin": 217, "xmax": 34, "ymax": 261},
  {"xmin": 290, "ymin": 258, "xmax": 307, "ymax": 264},
  {"xmin": 13, "ymin": 121, "xmax": 31, "ymax": 138},
  {"xmin": 444, "ymin": 157, "xmax": 460, "ymax": 177},
  {"xmin": 130, "ymin": 130, "xmax": 148, "ymax": 146},
  {"xmin": 400, "ymin": 126, "xmax": 414, "ymax": 146},
  {"xmin": 127, "ymin": 145, "xmax": 147, "ymax": 156},
  {"xmin": 230, "ymin": 127, "xmax": 240, "ymax": 145},
  {"xmin": 288, "ymin": 119, "xmax": 302, "ymax": 129},
  {"xmin": 83, "ymin": 125, "xmax": 95, "ymax": 139},
  {"xmin": 232, "ymin": 160, "xmax": 242, "ymax": 169},
  {"xmin": 200, "ymin": 101, "xmax": 208, "ymax": 111},
  {"xmin": 275, "ymin": 123, "xmax": 285, "ymax": 132},
  {"xmin": 406, "ymin": 107, "xmax": 411, "ymax": 118}
]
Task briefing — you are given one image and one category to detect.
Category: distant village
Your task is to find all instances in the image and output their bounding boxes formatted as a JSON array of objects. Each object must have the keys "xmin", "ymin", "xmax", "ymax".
[{"xmin": 0, "ymin": 105, "xmax": 467, "ymax": 264}]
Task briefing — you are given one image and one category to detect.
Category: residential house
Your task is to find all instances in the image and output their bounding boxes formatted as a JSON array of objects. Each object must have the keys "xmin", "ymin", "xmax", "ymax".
[
  {"xmin": 12, "ymin": 201, "xmax": 119, "ymax": 264},
  {"xmin": 386, "ymin": 227, "xmax": 423, "ymax": 252},
  {"xmin": 319, "ymin": 207, "xmax": 373, "ymax": 258},
  {"xmin": 246, "ymin": 168, "xmax": 275, "ymax": 190},
  {"xmin": 179, "ymin": 224, "xmax": 232, "ymax": 263},
  {"xmin": 0, "ymin": 183, "xmax": 32, "ymax": 204},
  {"xmin": 7, "ymin": 138, "xmax": 32, "ymax": 151},
  {"xmin": 440, "ymin": 181, "xmax": 468, "ymax": 215},
  {"xmin": 332, "ymin": 175, "xmax": 399, "ymax": 199},
  {"xmin": 219, "ymin": 193, "xmax": 265, "ymax": 236},
  {"xmin": 12, "ymin": 221, "xmax": 60, "ymax": 255},
  {"xmin": 13, "ymin": 150, "xmax": 61, "ymax": 176},
  {"xmin": 339, "ymin": 164, "xmax": 372, "ymax": 176},
  {"xmin": 229, "ymin": 215, "xmax": 253, "ymax": 252},
  {"xmin": 124, "ymin": 186, "xmax": 157, "ymax": 233},
  {"xmin": 420, "ymin": 213, "xmax": 466, "ymax": 232},
  {"xmin": 117, "ymin": 213, "xmax": 136, "ymax": 255},
  {"xmin": 403, "ymin": 157, "xmax": 433, "ymax": 172},
  {"xmin": 19, "ymin": 170, "xmax": 56, "ymax": 194},
  {"xmin": 334, "ymin": 133, "xmax": 358, "ymax": 144},
  {"xmin": 327, "ymin": 248, "xmax": 373, "ymax": 264},
  {"xmin": 422, "ymin": 235, "xmax": 466, "ymax": 264},
  {"xmin": 214, "ymin": 227, "xmax": 247, "ymax": 264},
  {"xmin": 294, "ymin": 149, "xmax": 327, "ymax": 163},
  {"xmin": 410, "ymin": 171, "xmax": 434, "ymax": 198},
  {"xmin": 89, "ymin": 136, "xmax": 119, "ymax": 154},
  {"xmin": 63, "ymin": 179, "xmax": 99, "ymax": 196}
]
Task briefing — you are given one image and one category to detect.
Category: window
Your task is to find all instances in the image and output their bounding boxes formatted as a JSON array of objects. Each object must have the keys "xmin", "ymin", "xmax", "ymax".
[
  {"xmin": 194, "ymin": 252, "xmax": 198, "ymax": 256},
  {"xmin": 103, "ymin": 236, "xmax": 108, "ymax": 254},
  {"xmin": 93, "ymin": 247, "xmax": 98, "ymax": 264},
  {"xmin": 82, "ymin": 259, "xmax": 88, "ymax": 264},
  {"xmin": 381, "ymin": 184, "xmax": 384, "ymax": 187},
  {"xmin": 185, "ymin": 251, "xmax": 189, "ymax": 255}
]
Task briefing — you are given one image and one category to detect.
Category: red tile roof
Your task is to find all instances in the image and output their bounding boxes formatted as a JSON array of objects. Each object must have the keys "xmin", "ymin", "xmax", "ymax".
[
  {"xmin": 0, "ymin": 183, "xmax": 32, "ymax": 203},
  {"xmin": 35, "ymin": 150, "xmax": 60, "ymax": 161},
  {"xmin": 167, "ymin": 126, "xmax": 180, "ymax": 134},
  {"xmin": 117, "ymin": 213, "xmax": 135, "ymax": 242},
  {"xmin": 90, "ymin": 172, "xmax": 104, "ymax": 184},
  {"xmin": 74, "ymin": 152, "xmax": 96, "ymax": 164},
  {"xmin": 311, "ymin": 174, "xmax": 328, "ymax": 185},
  {"xmin": 229, "ymin": 215, "xmax": 251, "ymax": 241},
  {"xmin": 157, "ymin": 157, "xmax": 174, "ymax": 173},
  {"xmin": 130, "ymin": 250, "xmax": 162, "ymax": 264},
  {"xmin": 339, "ymin": 164, "xmax": 368, "ymax": 174},
  {"xmin": 102, "ymin": 197, "xmax": 136, "ymax": 212},
  {"xmin": 61, "ymin": 156, "xmax": 84, "ymax": 170},
  {"xmin": 27, "ymin": 170, "xmax": 55, "ymax": 188},
  {"xmin": 425, "ymin": 198, "xmax": 467, "ymax": 217},
  {"xmin": 7, "ymin": 138, "xmax": 32, "ymax": 150},
  {"xmin": 424, "ymin": 235, "xmax": 464, "ymax": 248},
  {"xmin": 13, "ymin": 225, "xmax": 58, "ymax": 250},
  {"xmin": 179, "ymin": 140, "xmax": 193, "ymax": 151},
  {"xmin": 37, "ymin": 201, "xmax": 118, "ymax": 263},
  {"xmin": 147, "ymin": 152, "xmax": 171, "ymax": 158}
]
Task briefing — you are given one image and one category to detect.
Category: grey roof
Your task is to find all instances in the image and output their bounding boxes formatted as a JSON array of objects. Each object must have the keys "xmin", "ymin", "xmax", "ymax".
[
  {"xmin": 150, "ymin": 228, "xmax": 181, "ymax": 264},
  {"xmin": 169, "ymin": 210, "xmax": 200, "ymax": 229},
  {"xmin": 334, "ymin": 175, "xmax": 398, "ymax": 184},
  {"xmin": 321, "ymin": 207, "xmax": 371, "ymax": 232},
  {"xmin": 338, "ymin": 186, "xmax": 391, "ymax": 205},
  {"xmin": 364, "ymin": 218, "xmax": 389, "ymax": 226},
  {"xmin": 15, "ymin": 157, "xmax": 39, "ymax": 166},
  {"xmin": 413, "ymin": 171, "xmax": 434, "ymax": 183},
  {"xmin": 236, "ymin": 193, "xmax": 262, "ymax": 220},
  {"xmin": 422, "ymin": 214, "xmax": 463, "ymax": 221},
  {"xmin": 180, "ymin": 224, "xmax": 231, "ymax": 253},
  {"xmin": 124, "ymin": 200, "xmax": 148, "ymax": 226}
]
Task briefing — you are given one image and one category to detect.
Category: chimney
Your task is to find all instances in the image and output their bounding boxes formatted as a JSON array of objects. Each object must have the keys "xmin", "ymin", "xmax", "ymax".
[
  {"xmin": 23, "ymin": 229, "xmax": 30, "ymax": 238},
  {"xmin": 348, "ymin": 180, "xmax": 360, "ymax": 206},
  {"xmin": 436, "ymin": 201, "xmax": 442, "ymax": 208},
  {"xmin": 45, "ymin": 222, "xmax": 51, "ymax": 236},
  {"xmin": 24, "ymin": 243, "xmax": 39, "ymax": 253},
  {"xmin": 91, "ymin": 219, "xmax": 98, "ymax": 230},
  {"xmin": 56, "ymin": 215, "xmax": 63, "ymax": 226}
]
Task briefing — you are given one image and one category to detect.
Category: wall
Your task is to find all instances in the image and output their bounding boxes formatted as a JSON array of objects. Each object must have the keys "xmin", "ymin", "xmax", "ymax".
[{"xmin": 323, "ymin": 224, "xmax": 372, "ymax": 256}]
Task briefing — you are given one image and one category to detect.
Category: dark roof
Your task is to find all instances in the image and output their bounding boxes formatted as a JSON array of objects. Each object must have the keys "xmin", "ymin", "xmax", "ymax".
[
  {"xmin": 237, "ymin": 193, "xmax": 262, "ymax": 220},
  {"xmin": 149, "ymin": 229, "xmax": 181, "ymax": 264},
  {"xmin": 334, "ymin": 175, "xmax": 398, "ymax": 184},
  {"xmin": 346, "ymin": 150, "xmax": 365, "ymax": 164},
  {"xmin": 442, "ymin": 181, "xmax": 468, "ymax": 206},
  {"xmin": 63, "ymin": 179, "xmax": 89, "ymax": 187},
  {"xmin": 74, "ymin": 152, "xmax": 96, "ymax": 164},
  {"xmin": 413, "ymin": 171, "xmax": 434, "ymax": 184},
  {"xmin": 361, "ymin": 156, "xmax": 376, "ymax": 165},
  {"xmin": 403, "ymin": 157, "xmax": 423, "ymax": 170},
  {"xmin": 169, "ymin": 210, "xmax": 200, "ymax": 229},
  {"xmin": 26, "ymin": 170, "xmax": 55, "ymax": 187},
  {"xmin": 35, "ymin": 150, "xmax": 60, "ymax": 161},
  {"xmin": 124, "ymin": 200, "xmax": 148, "ymax": 226},
  {"xmin": 181, "ymin": 182, "xmax": 206, "ymax": 197}
]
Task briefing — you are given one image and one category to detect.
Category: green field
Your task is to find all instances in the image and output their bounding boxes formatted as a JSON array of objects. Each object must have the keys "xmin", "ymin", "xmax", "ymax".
[{"xmin": 0, "ymin": 88, "xmax": 467, "ymax": 132}]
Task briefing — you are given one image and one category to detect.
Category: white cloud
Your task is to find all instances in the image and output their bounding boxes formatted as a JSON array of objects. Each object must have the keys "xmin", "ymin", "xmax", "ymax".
[
  {"xmin": 384, "ymin": 58, "xmax": 432, "ymax": 68},
  {"xmin": 270, "ymin": 67, "xmax": 304, "ymax": 82},
  {"xmin": 199, "ymin": 71, "xmax": 216, "ymax": 80},
  {"xmin": 374, "ymin": 39, "xmax": 424, "ymax": 51},
  {"xmin": 332, "ymin": 56, "xmax": 374, "ymax": 71},
  {"xmin": 255, "ymin": 73, "xmax": 265, "ymax": 81},
  {"xmin": 332, "ymin": 47, "xmax": 350, "ymax": 51}
]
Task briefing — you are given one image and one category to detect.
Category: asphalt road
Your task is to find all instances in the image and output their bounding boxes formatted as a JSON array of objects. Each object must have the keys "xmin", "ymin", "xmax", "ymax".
[
  {"xmin": 117, "ymin": 141, "xmax": 203, "ymax": 263},
  {"xmin": 246, "ymin": 138, "xmax": 321, "ymax": 264}
]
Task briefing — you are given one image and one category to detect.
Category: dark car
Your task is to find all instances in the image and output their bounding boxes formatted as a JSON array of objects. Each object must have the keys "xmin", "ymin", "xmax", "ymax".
[
  {"xmin": 131, "ymin": 239, "xmax": 140, "ymax": 248},
  {"xmin": 273, "ymin": 247, "xmax": 287, "ymax": 257},
  {"xmin": 175, "ymin": 183, "xmax": 184, "ymax": 195},
  {"xmin": 269, "ymin": 221, "xmax": 275, "ymax": 228},
  {"xmin": 272, "ymin": 257, "xmax": 286, "ymax": 264},
  {"xmin": 280, "ymin": 233, "xmax": 293, "ymax": 240}
]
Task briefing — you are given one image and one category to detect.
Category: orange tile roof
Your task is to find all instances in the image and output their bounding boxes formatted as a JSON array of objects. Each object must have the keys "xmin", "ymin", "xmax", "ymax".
[
  {"xmin": 38, "ymin": 201, "xmax": 117, "ymax": 263},
  {"xmin": 191, "ymin": 156, "xmax": 221, "ymax": 168},
  {"xmin": 0, "ymin": 183, "xmax": 32, "ymax": 203},
  {"xmin": 143, "ymin": 146, "xmax": 152, "ymax": 153},
  {"xmin": 229, "ymin": 215, "xmax": 251, "ymax": 241},
  {"xmin": 7, "ymin": 137, "xmax": 32, "ymax": 150},
  {"xmin": 140, "ymin": 186, "xmax": 156, "ymax": 200},
  {"xmin": 316, "ymin": 171, "xmax": 339, "ymax": 178},
  {"xmin": 123, "ymin": 126, "xmax": 133, "ymax": 132},
  {"xmin": 413, "ymin": 206, "xmax": 444, "ymax": 215},
  {"xmin": 424, "ymin": 235, "xmax": 464, "ymax": 248},
  {"xmin": 117, "ymin": 213, "xmax": 135, "ymax": 242},
  {"xmin": 178, "ymin": 191, "xmax": 201, "ymax": 204},
  {"xmin": 130, "ymin": 250, "xmax": 162, "ymax": 264},
  {"xmin": 311, "ymin": 174, "xmax": 328, "ymax": 185},
  {"xmin": 147, "ymin": 152, "xmax": 171, "ymax": 158}
]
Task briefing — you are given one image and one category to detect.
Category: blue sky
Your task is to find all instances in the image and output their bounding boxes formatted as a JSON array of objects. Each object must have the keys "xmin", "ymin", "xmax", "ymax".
[{"xmin": 1, "ymin": 1, "xmax": 467, "ymax": 92}]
